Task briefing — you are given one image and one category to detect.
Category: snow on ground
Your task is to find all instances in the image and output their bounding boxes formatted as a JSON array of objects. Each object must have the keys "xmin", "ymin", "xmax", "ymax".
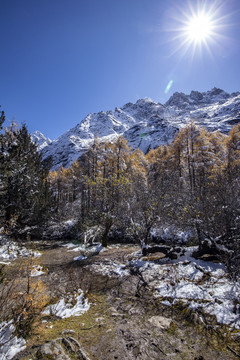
[
  {"xmin": 82, "ymin": 244, "xmax": 240, "ymax": 329},
  {"xmin": 43, "ymin": 289, "xmax": 90, "ymax": 319},
  {"xmin": 0, "ymin": 239, "xmax": 41, "ymax": 262},
  {"xmin": 66, "ymin": 242, "xmax": 138, "ymax": 259},
  {"xmin": 152, "ymin": 261, "xmax": 240, "ymax": 328},
  {"xmin": 30, "ymin": 265, "xmax": 46, "ymax": 277},
  {"xmin": 0, "ymin": 321, "xmax": 26, "ymax": 360},
  {"xmin": 73, "ymin": 255, "xmax": 87, "ymax": 261},
  {"xmin": 64, "ymin": 242, "xmax": 107, "ymax": 258},
  {"xmin": 87, "ymin": 260, "xmax": 129, "ymax": 277},
  {"xmin": 133, "ymin": 247, "xmax": 240, "ymax": 329},
  {"xmin": 62, "ymin": 242, "xmax": 77, "ymax": 249}
]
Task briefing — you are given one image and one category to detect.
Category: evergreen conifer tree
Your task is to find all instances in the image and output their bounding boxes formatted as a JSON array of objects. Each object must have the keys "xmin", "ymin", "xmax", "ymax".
[
  {"xmin": 0, "ymin": 106, "xmax": 5, "ymax": 130},
  {"xmin": 0, "ymin": 123, "xmax": 51, "ymax": 232},
  {"xmin": 0, "ymin": 106, "xmax": 6, "ymax": 224}
]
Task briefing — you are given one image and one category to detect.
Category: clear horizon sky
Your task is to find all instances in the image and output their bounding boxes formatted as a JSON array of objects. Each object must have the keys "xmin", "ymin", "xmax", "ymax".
[{"xmin": 1, "ymin": 0, "xmax": 240, "ymax": 140}]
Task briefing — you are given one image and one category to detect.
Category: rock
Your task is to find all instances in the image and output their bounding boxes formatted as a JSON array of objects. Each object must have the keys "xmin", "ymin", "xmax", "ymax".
[
  {"xmin": 148, "ymin": 316, "xmax": 173, "ymax": 330},
  {"xmin": 68, "ymin": 337, "xmax": 92, "ymax": 360},
  {"xmin": 192, "ymin": 239, "xmax": 222, "ymax": 260},
  {"xmin": 95, "ymin": 317, "xmax": 105, "ymax": 323},
  {"xmin": 62, "ymin": 329, "xmax": 76, "ymax": 335},
  {"xmin": 62, "ymin": 338, "xmax": 76, "ymax": 353},
  {"xmin": 111, "ymin": 312, "xmax": 124, "ymax": 318},
  {"xmin": 198, "ymin": 254, "xmax": 220, "ymax": 262},
  {"xmin": 36, "ymin": 340, "xmax": 71, "ymax": 360},
  {"xmin": 141, "ymin": 252, "xmax": 166, "ymax": 261},
  {"xmin": 142, "ymin": 245, "xmax": 170, "ymax": 256},
  {"xmin": 128, "ymin": 307, "xmax": 143, "ymax": 316},
  {"xmin": 167, "ymin": 252, "xmax": 178, "ymax": 260},
  {"xmin": 133, "ymin": 345, "xmax": 141, "ymax": 357},
  {"xmin": 36, "ymin": 338, "xmax": 91, "ymax": 360},
  {"xmin": 109, "ymin": 306, "xmax": 124, "ymax": 317}
]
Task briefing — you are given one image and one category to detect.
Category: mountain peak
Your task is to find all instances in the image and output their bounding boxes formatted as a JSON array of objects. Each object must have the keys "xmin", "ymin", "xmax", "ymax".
[
  {"xmin": 208, "ymin": 87, "xmax": 226, "ymax": 95},
  {"xmin": 31, "ymin": 131, "xmax": 52, "ymax": 151},
  {"xmin": 165, "ymin": 92, "xmax": 190, "ymax": 107},
  {"xmin": 136, "ymin": 97, "xmax": 155, "ymax": 105},
  {"xmin": 33, "ymin": 88, "xmax": 240, "ymax": 170},
  {"xmin": 165, "ymin": 87, "xmax": 231, "ymax": 107}
]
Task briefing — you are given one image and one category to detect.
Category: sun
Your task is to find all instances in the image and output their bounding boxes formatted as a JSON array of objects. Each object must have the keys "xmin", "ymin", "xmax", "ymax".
[
  {"xmin": 185, "ymin": 12, "xmax": 213, "ymax": 43},
  {"xmin": 165, "ymin": 1, "xmax": 227, "ymax": 59}
]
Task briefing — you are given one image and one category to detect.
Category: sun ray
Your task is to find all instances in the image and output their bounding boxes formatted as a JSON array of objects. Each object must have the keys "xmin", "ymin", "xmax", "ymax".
[{"xmin": 164, "ymin": 0, "xmax": 232, "ymax": 60}]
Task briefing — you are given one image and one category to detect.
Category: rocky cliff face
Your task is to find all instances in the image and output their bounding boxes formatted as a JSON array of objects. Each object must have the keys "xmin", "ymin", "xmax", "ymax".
[{"xmin": 32, "ymin": 88, "xmax": 240, "ymax": 169}]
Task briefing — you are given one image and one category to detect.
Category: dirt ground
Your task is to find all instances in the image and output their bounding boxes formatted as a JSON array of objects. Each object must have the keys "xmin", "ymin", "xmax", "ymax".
[{"xmin": 3, "ymin": 241, "xmax": 240, "ymax": 360}]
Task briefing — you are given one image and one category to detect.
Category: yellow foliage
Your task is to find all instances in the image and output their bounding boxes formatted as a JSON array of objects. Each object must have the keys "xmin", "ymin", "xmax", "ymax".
[{"xmin": 12, "ymin": 256, "xmax": 50, "ymax": 337}]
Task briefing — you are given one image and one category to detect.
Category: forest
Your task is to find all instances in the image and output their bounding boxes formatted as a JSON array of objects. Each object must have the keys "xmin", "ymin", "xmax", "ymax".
[{"xmin": 0, "ymin": 105, "xmax": 240, "ymax": 277}]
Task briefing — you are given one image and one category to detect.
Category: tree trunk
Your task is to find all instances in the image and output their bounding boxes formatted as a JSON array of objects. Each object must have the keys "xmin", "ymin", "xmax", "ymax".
[{"xmin": 101, "ymin": 219, "xmax": 113, "ymax": 247}]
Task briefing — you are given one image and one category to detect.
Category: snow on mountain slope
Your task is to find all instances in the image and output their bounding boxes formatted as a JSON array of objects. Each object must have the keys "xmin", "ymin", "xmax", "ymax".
[
  {"xmin": 35, "ymin": 88, "xmax": 240, "ymax": 170},
  {"xmin": 31, "ymin": 131, "xmax": 52, "ymax": 151}
]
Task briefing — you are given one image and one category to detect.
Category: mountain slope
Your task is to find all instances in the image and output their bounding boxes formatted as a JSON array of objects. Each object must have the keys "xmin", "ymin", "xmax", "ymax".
[
  {"xmin": 31, "ymin": 131, "xmax": 52, "ymax": 151},
  {"xmin": 35, "ymin": 88, "xmax": 240, "ymax": 170}
]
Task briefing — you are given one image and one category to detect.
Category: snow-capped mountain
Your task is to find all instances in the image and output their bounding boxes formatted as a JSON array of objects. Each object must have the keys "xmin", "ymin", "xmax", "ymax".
[
  {"xmin": 35, "ymin": 88, "xmax": 240, "ymax": 170},
  {"xmin": 31, "ymin": 131, "xmax": 52, "ymax": 151}
]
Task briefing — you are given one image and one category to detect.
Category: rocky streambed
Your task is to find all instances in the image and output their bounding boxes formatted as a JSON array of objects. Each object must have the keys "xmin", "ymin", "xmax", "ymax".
[{"xmin": 1, "ymin": 241, "xmax": 240, "ymax": 360}]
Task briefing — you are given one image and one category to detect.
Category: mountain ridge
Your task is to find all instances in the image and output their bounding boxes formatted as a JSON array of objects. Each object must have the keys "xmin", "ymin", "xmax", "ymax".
[{"xmin": 32, "ymin": 87, "xmax": 240, "ymax": 170}]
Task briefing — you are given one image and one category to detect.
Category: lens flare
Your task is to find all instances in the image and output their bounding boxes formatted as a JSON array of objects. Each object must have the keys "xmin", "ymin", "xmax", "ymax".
[{"xmin": 164, "ymin": 80, "xmax": 174, "ymax": 94}]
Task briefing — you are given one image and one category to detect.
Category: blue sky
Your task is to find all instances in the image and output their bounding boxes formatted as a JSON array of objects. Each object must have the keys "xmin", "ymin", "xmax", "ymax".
[{"xmin": 1, "ymin": 0, "xmax": 240, "ymax": 139}]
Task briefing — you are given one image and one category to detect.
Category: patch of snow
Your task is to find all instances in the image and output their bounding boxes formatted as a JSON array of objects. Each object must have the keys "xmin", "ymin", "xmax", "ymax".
[
  {"xmin": 96, "ymin": 244, "xmax": 107, "ymax": 253},
  {"xmin": 137, "ymin": 248, "xmax": 240, "ymax": 329},
  {"xmin": 112, "ymin": 264, "xmax": 129, "ymax": 277},
  {"xmin": 43, "ymin": 289, "xmax": 90, "ymax": 318},
  {"xmin": 31, "ymin": 265, "xmax": 46, "ymax": 277},
  {"xmin": 62, "ymin": 242, "xmax": 77, "ymax": 248},
  {"xmin": 101, "ymin": 262, "xmax": 128, "ymax": 276},
  {"xmin": 128, "ymin": 259, "xmax": 152, "ymax": 269},
  {"xmin": 74, "ymin": 255, "xmax": 87, "ymax": 261},
  {"xmin": 92, "ymin": 243, "xmax": 240, "ymax": 329},
  {"xmin": 0, "ymin": 240, "xmax": 41, "ymax": 262},
  {"xmin": 68, "ymin": 242, "xmax": 106, "ymax": 257},
  {"xmin": 108, "ymin": 244, "xmax": 139, "ymax": 250},
  {"xmin": 87, "ymin": 260, "xmax": 129, "ymax": 277},
  {"xmin": 69, "ymin": 245, "xmax": 86, "ymax": 252},
  {"xmin": 0, "ymin": 321, "xmax": 26, "ymax": 360}
]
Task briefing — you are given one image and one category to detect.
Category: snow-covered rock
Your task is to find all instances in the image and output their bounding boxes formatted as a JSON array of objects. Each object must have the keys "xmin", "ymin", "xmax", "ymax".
[
  {"xmin": 34, "ymin": 88, "xmax": 240, "ymax": 169},
  {"xmin": 0, "ymin": 320, "xmax": 26, "ymax": 360}
]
